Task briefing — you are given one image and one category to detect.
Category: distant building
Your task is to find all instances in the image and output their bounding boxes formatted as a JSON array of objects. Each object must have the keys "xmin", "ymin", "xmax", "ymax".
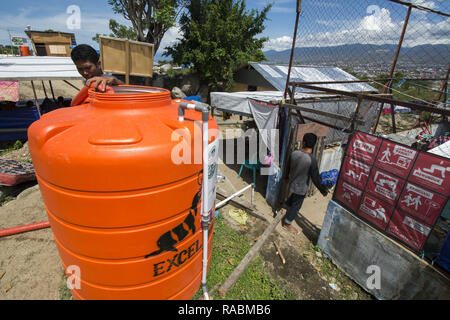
[{"xmin": 24, "ymin": 30, "xmax": 76, "ymax": 57}]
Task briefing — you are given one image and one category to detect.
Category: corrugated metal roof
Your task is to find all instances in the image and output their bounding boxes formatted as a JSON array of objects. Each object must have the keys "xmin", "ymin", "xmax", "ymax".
[
  {"xmin": 249, "ymin": 62, "xmax": 377, "ymax": 93},
  {"xmin": 0, "ymin": 56, "xmax": 83, "ymax": 81}
]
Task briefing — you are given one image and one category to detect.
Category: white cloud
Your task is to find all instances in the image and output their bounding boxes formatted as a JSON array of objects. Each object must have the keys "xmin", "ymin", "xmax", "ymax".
[
  {"xmin": 264, "ymin": 6, "xmax": 450, "ymax": 49},
  {"xmin": 263, "ymin": 35, "xmax": 293, "ymax": 51},
  {"xmin": 361, "ymin": 6, "xmax": 395, "ymax": 32},
  {"xmin": 159, "ymin": 26, "xmax": 181, "ymax": 52},
  {"xmin": 410, "ymin": 0, "xmax": 437, "ymax": 9}
]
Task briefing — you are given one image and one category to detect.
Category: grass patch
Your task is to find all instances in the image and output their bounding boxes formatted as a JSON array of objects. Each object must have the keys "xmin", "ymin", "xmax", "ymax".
[
  {"xmin": 0, "ymin": 140, "xmax": 23, "ymax": 156},
  {"xmin": 193, "ymin": 216, "xmax": 297, "ymax": 300},
  {"xmin": 58, "ymin": 273, "xmax": 73, "ymax": 300}
]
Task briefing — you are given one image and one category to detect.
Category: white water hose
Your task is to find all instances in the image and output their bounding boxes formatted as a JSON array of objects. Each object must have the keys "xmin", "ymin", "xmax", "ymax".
[{"xmin": 178, "ymin": 101, "xmax": 211, "ymax": 300}]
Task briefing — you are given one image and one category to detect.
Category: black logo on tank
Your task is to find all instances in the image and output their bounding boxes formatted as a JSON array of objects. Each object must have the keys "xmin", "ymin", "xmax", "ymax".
[{"xmin": 145, "ymin": 190, "xmax": 201, "ymax": 258}]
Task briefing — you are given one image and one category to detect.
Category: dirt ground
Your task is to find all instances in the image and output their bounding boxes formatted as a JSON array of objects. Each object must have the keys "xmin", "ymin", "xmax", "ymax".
[
  {"xmin": 18, "ymin": 80, "xmax": 84, "ymax": 102},
  {"xmin": 215, "ymin": 151, "xmax": 370, "ymax": 300},
  {"xmin": 0, "ymin": 96, "xmax": 372, "ymax": 300}
]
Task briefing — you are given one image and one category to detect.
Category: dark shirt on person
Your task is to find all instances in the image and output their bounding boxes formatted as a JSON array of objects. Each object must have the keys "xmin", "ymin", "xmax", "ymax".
[{"xmin": 288, "ymin": 150, "xmax": 327, "ymax": 196}]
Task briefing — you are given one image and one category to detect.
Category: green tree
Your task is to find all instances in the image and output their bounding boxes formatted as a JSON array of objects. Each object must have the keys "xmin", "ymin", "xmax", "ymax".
[
  {"xmin": 97, "ymin": 0, "xmax": 186, "ymax": 55},
  {"xmin": 92, "ymin": 19, "xmax": 138, "ymax": 43},
  {"xmin": 165, "ymin": 0, "xmax": 272, "ymax": 91}
]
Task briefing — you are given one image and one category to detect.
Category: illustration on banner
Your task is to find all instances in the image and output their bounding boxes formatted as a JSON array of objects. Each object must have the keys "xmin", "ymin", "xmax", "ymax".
[
  {"xmin": 373, "ymin": 171, "xmax": 399, "ymax": 200},
  {"xmin": 413, "ymin": 161, "xmax": 450, "ymax": 186},
  {"xmin": 360, "ymin": 196, "xmax": 388, "ymax": 223}
]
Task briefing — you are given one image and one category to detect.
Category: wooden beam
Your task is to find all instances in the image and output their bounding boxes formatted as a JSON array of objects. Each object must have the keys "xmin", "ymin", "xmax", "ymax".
[
  {"xmin": 292, "ymin": 83, "xmax": 450, "ymax": 116},
  {"xmin": 63, "ymin": 80, "xmax": 81, "ymax": 91},
  {"xmin": 218, "ymin": 211, "xmax": 284, "ymax": 297},
  {"xmin": 125, "ymin": 40, "xmax": 130, "ymax": 85},
  {"xmin": 281, "ymin": 102, "xmax": 365, "ymax": 125},
  {"xmin": 30, "ymin": 81, "xmax": 42, "ymax": 117},
  {"xmin": 49, "ymin": 80, "xmax": 56, "ymax": 101}
]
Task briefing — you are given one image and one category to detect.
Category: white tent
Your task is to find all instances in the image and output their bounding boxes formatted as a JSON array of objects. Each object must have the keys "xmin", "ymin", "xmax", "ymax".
[{"xmin": 0, "ymin": 56, "xmax": 83, "ymax": 81}]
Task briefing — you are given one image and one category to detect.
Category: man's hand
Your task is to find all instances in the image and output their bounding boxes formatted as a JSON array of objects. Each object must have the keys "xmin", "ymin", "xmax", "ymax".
[{"xmin": 86, "ymin": 76, "xmax": 123, "ymax": 92}]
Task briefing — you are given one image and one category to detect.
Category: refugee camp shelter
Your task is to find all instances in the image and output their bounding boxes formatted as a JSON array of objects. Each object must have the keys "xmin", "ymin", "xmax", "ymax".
[
  {"xmin": 0, "ymin": 56, "xmax": 83, "ymax": 140},
  {"xmin": 211, "ymin": 62, "xmax": 379, "ymax": 208},
  {"xmin": 25, "ymin": 30, "xmax": 76, "ymax": 57},
  {"xmin": 232, "ymin": 62, "xmax": 377, "ymax": 93},
  {"xmin": 213, "ymin": 62, "xmax": 379, "ymax": 146}
]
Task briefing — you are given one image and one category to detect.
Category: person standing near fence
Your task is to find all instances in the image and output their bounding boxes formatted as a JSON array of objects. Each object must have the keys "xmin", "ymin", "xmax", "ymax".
[{"xmin": 283, "ymin": 133, "xmax": 329, "ymax": 234}]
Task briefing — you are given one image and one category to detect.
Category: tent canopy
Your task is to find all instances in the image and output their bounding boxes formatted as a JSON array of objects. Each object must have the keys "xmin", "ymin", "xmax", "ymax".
[
  {"xmin": 0, "ymin": 56, "xmax": 83, "ymax": 81},
  {"xmin": 246, "ymin": 62, "xmax": 377, "ymax": 93}
]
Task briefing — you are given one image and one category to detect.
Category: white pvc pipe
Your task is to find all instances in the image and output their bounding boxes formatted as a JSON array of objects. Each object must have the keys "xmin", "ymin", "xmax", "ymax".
[
  {"xmin": 215, "ymin": 183, "xmax": 254, "ymax": 209},
  {"xmin": 201, "ymin": 118, "xmax": 210, "ymax": 300},
  {"xmin": 178, "ymin": 101, "xmax": 211, "ymax": 300}
]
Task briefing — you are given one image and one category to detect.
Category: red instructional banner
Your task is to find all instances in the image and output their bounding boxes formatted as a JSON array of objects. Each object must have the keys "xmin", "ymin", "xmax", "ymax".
[
  {"xmin": 375, "ymin": 140, "xmax": 418, "ymax": 179},
  {"xmin": 366, "ymin": 168, "xmax": 405, "ymax": 206},
  {"xmin": 346, "ymin": 132, "xmax": 382, "ymax": 165},
  {"xmin": 341, "ymin": 156, "xmax": 371, "ymax": 190},
  {"xmin": 397, "ymin": 182, "xmax": 447, "ymax": 226},
  {"xmin": 334, "ymin": 179, "xmax": 363, "ymax": 213},
  {"xmin": 409, "ymin": 152, "xmax": 450, "ymax": 196},
  {"xmin": 386, "ymin": 209, "xmax": 433, "ymax": 251},
  {"xmin": 357, "ymin": 193, "xmax": 394, "ymax": 230}
]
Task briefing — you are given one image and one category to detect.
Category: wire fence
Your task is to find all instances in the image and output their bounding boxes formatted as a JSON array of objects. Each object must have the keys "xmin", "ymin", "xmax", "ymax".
[{"xmin": 291, "ymin": 0, "xmax": 449, "ymax": 80}]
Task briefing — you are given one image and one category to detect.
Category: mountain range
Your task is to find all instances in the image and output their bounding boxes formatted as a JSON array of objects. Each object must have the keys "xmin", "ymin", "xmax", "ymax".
[{"xmin": 263, "ymin": 44, "xmax": 450, "ymax": 66}]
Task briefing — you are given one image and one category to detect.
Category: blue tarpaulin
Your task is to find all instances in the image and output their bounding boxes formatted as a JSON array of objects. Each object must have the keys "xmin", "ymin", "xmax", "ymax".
[{"xmin": 0, "ymin": 107, "xmax": 40, "ymax": 141}]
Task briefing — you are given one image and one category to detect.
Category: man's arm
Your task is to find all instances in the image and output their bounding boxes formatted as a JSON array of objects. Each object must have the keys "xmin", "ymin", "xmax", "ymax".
[
  {"xmin": 86, "ymin": 76, "xmax": 123, "ymax": 92},
  {"xmin": 309, "ymin": 155, "xmax": 328, "ymax": 196}
]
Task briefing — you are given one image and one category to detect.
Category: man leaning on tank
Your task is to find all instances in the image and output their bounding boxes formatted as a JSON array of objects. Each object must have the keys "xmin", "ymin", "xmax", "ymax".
[{"xmin": 70, "ymin": 44, "xmax": 123, "ymax": 91}]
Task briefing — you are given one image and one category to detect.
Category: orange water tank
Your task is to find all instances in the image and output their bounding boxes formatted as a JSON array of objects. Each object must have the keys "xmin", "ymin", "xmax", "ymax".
[{"xmin": 27, "ymin": 86, "xmax": 218, "ymax": 300}]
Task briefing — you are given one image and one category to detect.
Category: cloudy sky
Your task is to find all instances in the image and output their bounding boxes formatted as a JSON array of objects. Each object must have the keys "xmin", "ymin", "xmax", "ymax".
[{"xmin": 0, "ymin": 0, "xmax": 448, "ymax": 58}]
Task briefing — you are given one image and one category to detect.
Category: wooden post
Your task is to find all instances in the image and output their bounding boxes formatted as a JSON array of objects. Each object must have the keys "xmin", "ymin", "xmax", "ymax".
[
  {"xmin": 390, "ymin": 102, "xmax": 397, "ymax": 133},
  {"xmin": 63, "ymin": 80, "xmax": 81, "ymax": 91},
  {"xmin": 49, "ymin": 80, "xmax": 56, "ymax": 101},
  {"xmin": 30, "ymin": 81, "xmax": 42, "ymax": 117},
  {"xmin": 372, "ymin": 5, "xmax": 412, "ymax": 134},
  {"xmin": 218, "ymin": 211, "xmax": 284, "ymax": 297},
  {"xmin": 41, "ymin": 81, "xmax": 48, "ymax": 98},
  {"xmin": 125, "ymin": 40, "xmax": 130, "ymax": 85}
]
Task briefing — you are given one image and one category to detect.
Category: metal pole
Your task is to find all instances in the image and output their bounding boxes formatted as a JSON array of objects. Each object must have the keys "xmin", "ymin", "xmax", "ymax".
[
  {"xmin": 372, "ymin": 5, "xmax": 412, "ymax": 134},
  {"xmin": 283, "ymin": 2, "xmax": 301, "ymax": 101}
]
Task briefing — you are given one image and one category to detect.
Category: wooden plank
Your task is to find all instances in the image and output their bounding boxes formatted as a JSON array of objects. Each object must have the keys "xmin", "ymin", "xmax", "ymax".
[
  {"xmin": 63, "ymin": 80, "xmax": 81, "ymax": 91},
  {"xmin": 294, "ymin": 123, "xmax": 329, "ymax": 143},
  {"xmin": 294, "ymin": 83, "xmax": 450, "ymax": 116},
  {"xmin": 282, "ymin": 102, "xmax": 365, "ymax": 124},
  {"xmin": 99, "ymin": 36, "xmax": 154, "ymax": 78},
  {"xmin": 30, "ymin": 81, "xmax": 42, "ymax": 117},
  {"xmin": 125, "ymin": 40, "xmax": 130, "ymax": 85},
  {"xmin": 218, "ymin": 211, "xmax": 284, "ymax": 297}
]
